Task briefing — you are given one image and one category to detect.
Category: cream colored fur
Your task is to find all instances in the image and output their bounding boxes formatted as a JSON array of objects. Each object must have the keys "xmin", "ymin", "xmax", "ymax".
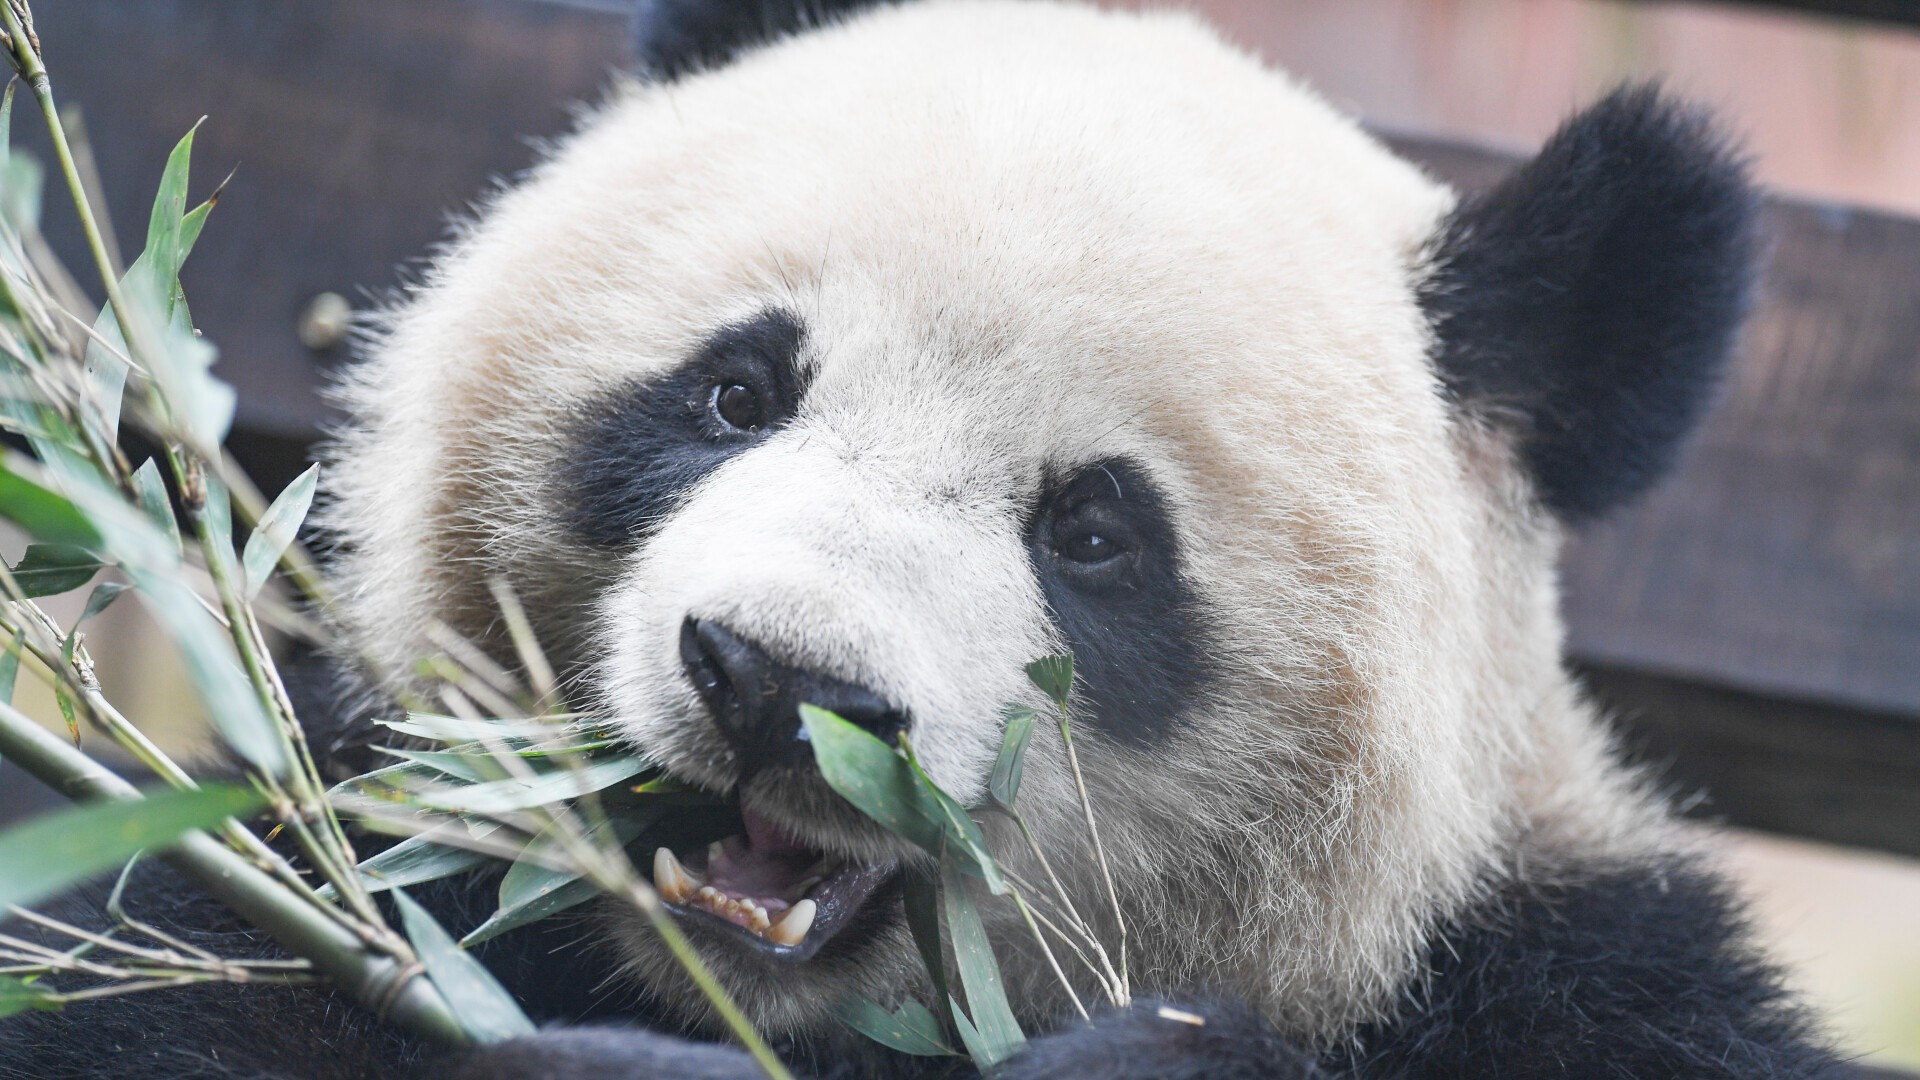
[{"xmin": 326, "ymin": 0, "xmax": 1679, "ymax": 1047}]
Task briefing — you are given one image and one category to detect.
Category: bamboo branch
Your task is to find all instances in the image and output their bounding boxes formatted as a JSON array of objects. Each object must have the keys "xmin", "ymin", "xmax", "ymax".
[{"xmin": 0, "ymin": 703, "xmax": 470, "ymax": 1047}]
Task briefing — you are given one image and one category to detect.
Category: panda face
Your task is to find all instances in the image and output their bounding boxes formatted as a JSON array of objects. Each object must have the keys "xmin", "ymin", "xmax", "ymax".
[{"xmin": 330, "ymin": 0, "xmax": 1732, "ymax": 1043}]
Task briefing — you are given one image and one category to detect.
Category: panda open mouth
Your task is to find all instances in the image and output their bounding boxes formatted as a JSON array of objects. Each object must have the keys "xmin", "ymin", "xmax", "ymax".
[{"xmin": 649, "ymin": 806, "xmax": 896, "ymax": 962}]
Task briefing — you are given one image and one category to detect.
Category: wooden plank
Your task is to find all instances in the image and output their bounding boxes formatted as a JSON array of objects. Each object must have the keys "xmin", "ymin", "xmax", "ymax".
[
  {"xmin": 1578, "ymin": 663, "xmax": 1920, "ymax": 859},
  {"xmin": 1638, "ymin": 0, "xmax": 1920, "ymax": 30}
]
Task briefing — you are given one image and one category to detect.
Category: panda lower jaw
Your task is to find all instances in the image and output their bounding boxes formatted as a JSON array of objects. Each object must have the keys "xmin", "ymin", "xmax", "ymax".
[{"xmin": 650, "ymin": 808, "xmax": 898, "ymax": 962}]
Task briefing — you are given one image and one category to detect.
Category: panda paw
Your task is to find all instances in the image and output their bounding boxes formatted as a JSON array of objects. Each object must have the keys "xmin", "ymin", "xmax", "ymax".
[
  {"xmin": 435, "ymin": 1026, "xmax": 770, "ymax": 1080},
  {"xmin": 995, "ymin": 999, "xmax": 1333, "ymax": 1080}
]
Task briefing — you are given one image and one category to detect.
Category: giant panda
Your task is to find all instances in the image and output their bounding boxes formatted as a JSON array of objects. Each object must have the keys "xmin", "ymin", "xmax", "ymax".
[{"xmin": 8, "ymin": 1, "xmax": 1845, "ymax": 1077}]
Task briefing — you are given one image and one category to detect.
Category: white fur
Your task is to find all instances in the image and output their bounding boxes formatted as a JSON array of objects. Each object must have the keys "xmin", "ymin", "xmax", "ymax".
[{"xmin": 326, "ymin": 0, "xmax": 1677, "ymax": 1045}]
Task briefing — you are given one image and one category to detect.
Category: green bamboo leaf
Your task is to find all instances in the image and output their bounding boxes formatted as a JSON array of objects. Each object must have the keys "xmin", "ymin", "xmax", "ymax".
[
  {"xmin": 0, "ymin": 152, "xmax": 39, "ymax": 229},
  {"xmin": 989, "ymin": 707, "xmax": 1039, "ymax": 809},
  {"xmin": 0, "ymin": 627, "xmax": 22, "ymax": 706},
  {"xmin": 940, "ymin": 859, "xmax": 1024, "ymax": 1066},
  {"xmin": 459, "ymin": 876, "xmax": 598, "ymax": 948},
  {"xmin": 323, "ymin": 821, "xmax": 503, "ymax": 900},
  {"xmin": 833, "ymin": 997, "xmax": 955, "ymax": 1057},
  {"xmin": 799, "ymin": 704, "xmax": 944, "ymax": 855},
  {"xmin": 375, "ymin": 747, "xmax": 497, "ymax": 785},
  {"xmin": 948, "ymin": 996, "xmax": 991, "ymax": 1068},
  {"xmin": 1025, "ymin": 654, "xmax": 1074, "ymax": 709},
  {"xmin": 241, "ymin": 464, "xmax": 316, "ymax": 599},
  {"xmin": 0, "ymin": 80, "xmax": 14, "ymax": 166},
  {"xmin": 460, "ymin": 809, "xmax": 660, "ymax": 946},
  {"xmin": 392, "ymin": 887, "xmax": 536, "ymax": 1043},
  {"xmin": 133, "ymin": 573, "xmax": 284, "ymax": 776},
  {"xmin": 78, "ymin": 581, "xmax": 130, "ymax": 624},
  {"xmin": 0, "ymin": 467, "xmax": 104, "ymax": 549},
  {"xmin": 0, "ymin": 974, "xmax": 62, "ymax": 1019},
  {"xmin": 6, "ymin": 543, "xmax": 105, "ymax": 597},
  {"xmin": 901, "ymin": 870, "xmax": 949, "ymax": 1012},
  {"xmin": 0, "ymin": 779, "xmax": 264, "ymax": 910},
  {"xmin": 413, "ymin": 756, "xmax": 648, "ymax": 816},
  {"xmin": 902, "ymin": 743, "xmax": 1005, "ymax": 895},
  {"xmin": 130, "ymin": 458, "xmax": 183, "ymax": 555},
  {"xmin": 145, "ymin": 121, "xmax": 202, "ymax": 281}
]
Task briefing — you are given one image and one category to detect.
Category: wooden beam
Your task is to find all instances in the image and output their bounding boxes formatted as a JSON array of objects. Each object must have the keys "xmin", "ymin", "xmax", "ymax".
[{"xmin": 1636, "ymin": 0, "xmax": 1920, "ymax": 30}]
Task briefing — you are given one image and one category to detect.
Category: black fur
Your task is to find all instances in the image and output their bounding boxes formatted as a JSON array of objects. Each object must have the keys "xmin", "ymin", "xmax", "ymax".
[
  {"xmin": 1026, "ymin": 460, "xmax": 1212, "ymax": 746},
  {"xmin": 1422, "ymin": 84, "xmax": 1761, "ymax": 521},
  {"xmin": 998, "ymin": 998, "xmax": 1327, "ymax": 1080},
  {"xmin": 561, "ymin": 309, "xmax": 809, "ymax": 549},
  {"xmin": 1328, "ymin": 861, "xmax": 1841, "ymax": 1080},
  {"xmin": 631, "ymin": 0, "xmax": 891, "ymax": 78}
]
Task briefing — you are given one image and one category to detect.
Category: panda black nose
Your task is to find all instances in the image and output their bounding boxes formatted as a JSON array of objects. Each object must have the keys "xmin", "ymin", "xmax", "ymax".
[{"xmin": 679, "ymin": 616, "xmax": 907, "ymax": 772}]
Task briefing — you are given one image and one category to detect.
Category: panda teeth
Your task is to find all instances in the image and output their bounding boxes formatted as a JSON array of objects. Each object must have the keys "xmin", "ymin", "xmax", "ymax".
[
  {"xmin": 765, "ymin": 900, "xmax": 816, "ymax": 946},
  {"xmin": 653, "ymin": 846, "xmax": 702, "ymax": 904},
  {"xmin": 653, "ymin": 846, "xmax": 816, "ymax": 945}
]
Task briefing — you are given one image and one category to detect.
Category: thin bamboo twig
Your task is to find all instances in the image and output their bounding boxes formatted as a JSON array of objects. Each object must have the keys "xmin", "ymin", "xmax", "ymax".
[{"xmin": 1055, "ymin": 702, "xmax": 1129, "ymax": 1004}]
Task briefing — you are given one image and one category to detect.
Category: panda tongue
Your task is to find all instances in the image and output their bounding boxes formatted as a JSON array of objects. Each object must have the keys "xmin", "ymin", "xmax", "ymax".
[
  {"xmin": 705, "ymin": 809, "xmax": 824, "ymax": 908},
  {"xmin": 742, "ymin": 807, "xmax": 804, "ymax": 855}
]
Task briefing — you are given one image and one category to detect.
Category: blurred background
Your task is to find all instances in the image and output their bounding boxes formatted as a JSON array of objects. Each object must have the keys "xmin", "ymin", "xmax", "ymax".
[{"xmin": 0, "ymin": 0, "xmax": 1915, "ymax": 1069}]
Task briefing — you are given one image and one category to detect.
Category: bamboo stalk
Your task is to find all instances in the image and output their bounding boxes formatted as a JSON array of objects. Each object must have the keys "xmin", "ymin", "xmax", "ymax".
[{"xmin": 0, "ymin": 703, "xmax": 470, "ymax": 1047}]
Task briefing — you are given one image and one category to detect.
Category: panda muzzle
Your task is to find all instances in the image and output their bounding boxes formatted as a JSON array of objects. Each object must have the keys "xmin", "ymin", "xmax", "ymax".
[{"xmin": 663, "ymin": 617, "xmax": 906, "ymax": 958}]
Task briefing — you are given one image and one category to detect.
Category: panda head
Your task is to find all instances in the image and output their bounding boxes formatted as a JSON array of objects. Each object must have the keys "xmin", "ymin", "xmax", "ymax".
[{"xmin": 327, "ymin": 0, "xmax": 1755, "ymax": 1043}]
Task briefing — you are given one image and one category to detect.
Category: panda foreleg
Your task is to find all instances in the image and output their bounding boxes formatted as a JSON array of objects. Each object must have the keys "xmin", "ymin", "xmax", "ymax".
[{"xmin": 437, "ymin": 1028, "xmax": 776, "ymax": 1080}]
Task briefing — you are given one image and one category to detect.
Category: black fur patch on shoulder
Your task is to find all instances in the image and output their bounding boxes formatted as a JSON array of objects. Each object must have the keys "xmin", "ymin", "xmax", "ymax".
[
  {"xmin": 631, "ymin": 0, "xmax": 894, "ymax": 79},
  {"xmin": 1330, "ymin": 859, "xmax": 1842, "ymax": 1079},
  {"xmin": 1422, "ymin": 84, "xmax": 1761, "ymax": 522},
  {"xmin": 1026, "ymin": 460, "xmax": 1213, "ymax": 746},
  {"xmin": 999, "ymin": 998, "xmax": 1328, "ymax": 1080},
  {"xmin": 562, "ymin": 309, "xmax": 809, "ymax": 549}
]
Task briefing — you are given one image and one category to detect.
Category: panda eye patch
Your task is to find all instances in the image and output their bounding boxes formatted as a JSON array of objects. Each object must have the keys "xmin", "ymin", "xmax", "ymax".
[{"xmin": 561, "ymin": 309, "xmax": 807, "ymax": 549}]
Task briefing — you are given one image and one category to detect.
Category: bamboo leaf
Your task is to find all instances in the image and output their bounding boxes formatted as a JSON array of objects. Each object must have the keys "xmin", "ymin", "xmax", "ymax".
[
  {"xmin": 6, "ymin": 543, "xmax": 104, "ymax": 597},
  {"xmin": 902, "ymin": 870, "xmax": 949, "ymax": 1013},
  {"xmin": 459, "ymin": 876, "xmax": 598, "ymax": 948},
  {"xmin": 241, "ymin": 464, "xmax": 315, "ymax": 599},
  {"xmin": 1025, "ymin": 654, "xmax": 1074, "ymax": 709},
  {"xmin": 948, "ymin": 996, "xmax": 991, "ymax": 1068},
  {"xmin": 0, "ymin": 627, "xmax": 22, "ymax": 705},
  {"xmin": 902, "ymin": 743, "xmax": 1005, "ymax": 895},
  {"xmin": 0, "ymin": 780, "xmax": 264, "ymax": 911},
  {"xmin": 133, "ymin": 573, "xmax": 284, "ymax": 776},
  {"xmin": 940, "ymin": 859, "xmax": 1024, "ymax": 1066},
  {"xmin": 989, "ymin": 706, "xmax": 1039, "ymax": 809},
  {"xmin": 145, "ymin": 121, "xmax": 202, "ymax": 283},
  {"xmin": 409, "ymin": 756, "xmax": 648, "ymax": 815},
  {"xmin": 392, "ymin": 887, "xmax": 536, "ymax": 1043},
  {"xmin": 78, "ymin": 581, "xmax": 130, "ymax": 624},
  {"xmin": 0, "ymin": 467, "xmax": 104, "ymax": 549},
  {"xmin": 799, "ymin": 704, "xmax": 944, "ymax": 855},
  {"xmin": 0, "ymin": 974, "xmax": 61, "ymax": 1019},
  {"xmin": 321, "ymin": 820, "xmax": 503, "ymax": 900},
  {"xmin": 131, "ymin": 458, "xmax": 182, "ymax": 555},
  {"xmin": 833, "ymin": 997, "xmax": 955, "ymax": 1057}
]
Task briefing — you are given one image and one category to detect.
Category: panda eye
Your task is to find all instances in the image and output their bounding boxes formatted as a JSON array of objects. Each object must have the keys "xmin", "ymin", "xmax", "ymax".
[
  {"xmin": 710, "ymin": 382, "xmax": 767, "ymax": 432},
  {"xmin": 1057, "ymin": 530, "xmax": 1123, "ymax": 565}
]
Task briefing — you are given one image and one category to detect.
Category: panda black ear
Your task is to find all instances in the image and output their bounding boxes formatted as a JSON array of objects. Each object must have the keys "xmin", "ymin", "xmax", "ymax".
[
  {"xmin": 631, "ymin": 0, "xmax": 894, "ymax": 78},
  {"xmin": 1421, "ymin": 84, "xmax": 1761, "ymax": 522}
]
